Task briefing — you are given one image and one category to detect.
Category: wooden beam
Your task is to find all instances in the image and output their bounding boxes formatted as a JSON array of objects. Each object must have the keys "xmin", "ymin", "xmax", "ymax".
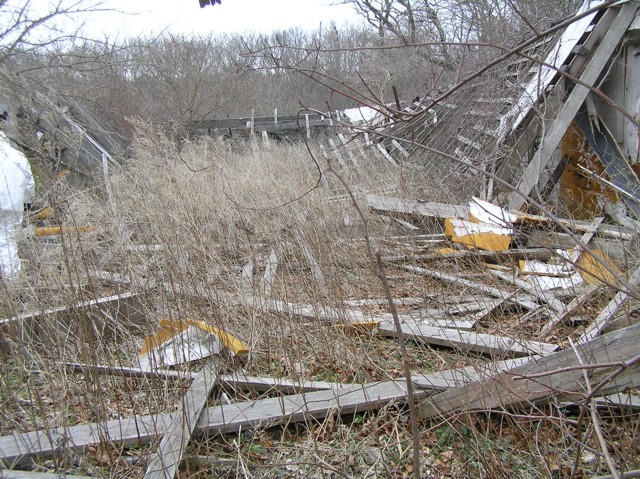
[
  {"xmin": 144, "ymin": 357, "xmax": 218, "ymax": 479},
  {"xmin": 0, "ymin": 472, "xmax": 93, "ymax": 479},
  {"xmin": 508, "ymin": 3, "xmax": 638, "ymax": 211},
  {"xmin": 569, "ymin": 216, "xmax": 604, "ymax": 263},
  {"xmin": 419, "ymin": 322, "xmax": 640, "ymax": 419},
  {"xmin": 0, "ymin": 293, "xmax": 146, "ymax": 353},
  {"xmin": 378, "ymin": 322, "xmax": 557, "ymax": 357}
]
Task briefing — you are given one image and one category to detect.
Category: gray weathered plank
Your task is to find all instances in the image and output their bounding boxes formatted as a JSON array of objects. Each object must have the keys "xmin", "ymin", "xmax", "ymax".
[
  {"xmin": 508, "ymin": 3, "xmax": 637, "ymax": 210},
  {"xmin": 419, "ymin": 322, "xmax": 640, "ymax": 419},
  {"xmin": 144, "ymin": 358, "xmax": 218, "ymax": 479},
  {"xmin": 63, "ymin": 362, "xmax": 344, "ymax": 394},
  {"xmin": 366, "ymin": 194, "xmax": 469, "ymax": 220},
  {"xmin": 0, "ymin": 472, "xmax": 93, "ymax": 479},
  {"xmin": 378, "ymin": 322, "xmax": 557, "ymax": 357},
  {"xmin": 403, "ymin": 265, "xmax": 541, "ymax": 311}
]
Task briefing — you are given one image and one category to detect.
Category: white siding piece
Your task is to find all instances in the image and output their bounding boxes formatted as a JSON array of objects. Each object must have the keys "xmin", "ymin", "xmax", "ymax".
[{"xmin": 470, "ymin": 197, "xmax": 517, "ymax": 227}]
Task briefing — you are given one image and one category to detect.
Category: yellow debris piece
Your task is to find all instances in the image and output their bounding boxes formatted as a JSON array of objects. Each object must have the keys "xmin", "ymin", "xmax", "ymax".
[
  {"xmin": 140, "ymin": 318, "xmax": 249, "ymax": 356},
  {"xmin": 35, "ymin": 226, "xmax": 95, "ymax": 236},
  {"xmin": 444, "ymin": 218, "xmax": 511, "ymax": 252},
  {"xmin": 32, "ymin": 206, "xmax": 54, "ymax": 221},
  {"xmin": 574, "ymin": 248, "xmax": 623, "ymax": 286}
]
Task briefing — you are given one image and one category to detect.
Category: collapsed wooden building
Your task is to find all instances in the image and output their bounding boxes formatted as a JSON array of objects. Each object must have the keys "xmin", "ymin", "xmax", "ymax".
[{"xmin": 1, "ymin": 0, "xmax": 640, "ymax": 477}]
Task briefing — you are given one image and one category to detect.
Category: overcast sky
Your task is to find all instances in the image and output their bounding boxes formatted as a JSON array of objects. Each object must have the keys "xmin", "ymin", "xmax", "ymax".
[{"xmin": 84, "ymin": 0, "xmax": 364, "ymax": 39}]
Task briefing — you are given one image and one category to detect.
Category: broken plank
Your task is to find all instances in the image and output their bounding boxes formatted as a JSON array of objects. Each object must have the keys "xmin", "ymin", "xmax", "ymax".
[
  {"xmin": 0, "ymin": 360, "xmax": 531, "ymax": 466},
  {"xmin": 403, "ymin": 265, "xmax": 541, "ymax": 311},
  {"xmin": 578, "ymin": 266, "xmax": 640, "ymax": 343},
  {"xmin": 366, "ymin": 194, "xmax": 469, "ymax": 220},
  {"xmin": 378, "ymin": 322, "xmax": 556, "ymax": 357},
  {"xmin": 419, "ymin": 322, "xmax": 640, "ymax": 419},
  {"xmin": 144, "ymin": 357, "xmax": 218, "ymax": 479},
  {"xmin": 0, "ymin": 292, "xmax": 146, "ymax": 353}
]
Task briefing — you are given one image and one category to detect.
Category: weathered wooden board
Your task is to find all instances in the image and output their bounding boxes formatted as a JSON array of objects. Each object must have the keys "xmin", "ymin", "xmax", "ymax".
[
  {"xmin": 144, "ymin": 357, "xmax": 218, "ymax": 479},
  {"xmin": 258, "ymin": 298, "xmax": 471, "ymax": 329},
  {"xmin": 419, "ymin": 322, "xmax": 640, "ymax": 419},
  {"xmin": 383, "ymin": 247, "xmax": 552, "ymax": 263},
  {"xmin": 0, "ymin": 359, "xmax": 528, "ymax": 466},
  {"xmin": 403, "ymin": 265, "xmax": 541, "ymax": 311},
  {"xmin": 378, "ymin": 322, "xmax": 557, "ymax": 357},
  {"xmin": 366, "ymin": 194, "xmax": 469, "ymax": 220}
]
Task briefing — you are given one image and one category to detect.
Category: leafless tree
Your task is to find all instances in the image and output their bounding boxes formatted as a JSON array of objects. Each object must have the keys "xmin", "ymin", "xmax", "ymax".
[{"xmin": 0, "ymin": 0, "xmax": 110, "ymax": 64}]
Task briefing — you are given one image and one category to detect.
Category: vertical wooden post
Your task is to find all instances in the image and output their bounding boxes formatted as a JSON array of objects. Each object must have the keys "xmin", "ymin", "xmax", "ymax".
[
  {"xmin": 305, "ymin": 114, "xmax": 310, "ymax": 139},
  {"xmin": 274, "ymin": 108, "xmax": 278, "ymax": 125}
]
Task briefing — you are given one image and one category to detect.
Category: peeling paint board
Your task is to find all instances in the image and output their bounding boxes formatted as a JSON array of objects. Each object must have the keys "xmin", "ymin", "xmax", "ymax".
[
  {"xmin": 144, "ymin": 357, "xmax": 218, "ymax": 479},
  {"xmin": 456, "ymin": 134, "xmax": 482, "ymax": 151},
  {"xmin": 63, "ymin": 362, "xmax": 343, "ymax": 394},
  {"xmin": 337, "ymin": 133, "xmax": 359, "ymax": 166},
  {"xmin": 447, "ymin": 299, "xmax": 504, "ymax": 316},
  {"xmin": 391, "ymin": 139, "xmax": 410, "ymax": 157},
  {"xmin": 0, "ymin": 472, "xmax": 93, "ymax": 479},
  {"xmin": 569, "ymin": 217, "xmax": 604, "ymax": 263},
  {"xmin": 378, "ymin": 322, "xmax": 557, "ymax": 357},
  {"xmin": 419, "ymin": 322, "xmax": 640, "ymax": 419},
  {"xmin": 0, "ymin": 382, "xmax": 418, "ymax": 466},
  {"xmin": 366, "ymin": 194, "xmax": 469, "ymax": 220},
  {"xmin": 328, "ymin": 138, "xmax": 347, "ymax": 169},
  {"xmin": 509, "ymin": 3, "xmax": 638, "ymax": 210}
]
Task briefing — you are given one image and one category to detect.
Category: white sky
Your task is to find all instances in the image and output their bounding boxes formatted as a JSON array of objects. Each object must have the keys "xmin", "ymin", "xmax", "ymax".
[{"xmin": 84, "ymin": 0, "xmax": 364, "ymax": 39}]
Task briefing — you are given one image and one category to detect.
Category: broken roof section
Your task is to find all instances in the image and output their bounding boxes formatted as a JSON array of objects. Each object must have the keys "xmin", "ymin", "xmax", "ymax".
[{"xmin": 366, "ymin": 0, "xmax": 640, "ymax": 222}]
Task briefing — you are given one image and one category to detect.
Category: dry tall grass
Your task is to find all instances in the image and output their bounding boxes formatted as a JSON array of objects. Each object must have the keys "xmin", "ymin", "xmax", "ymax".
[{"xmin": 1, "ymin": 124, "xmax": 638, "ymax": 478}]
